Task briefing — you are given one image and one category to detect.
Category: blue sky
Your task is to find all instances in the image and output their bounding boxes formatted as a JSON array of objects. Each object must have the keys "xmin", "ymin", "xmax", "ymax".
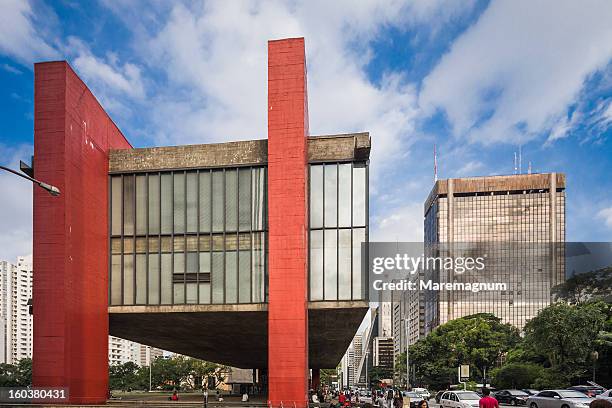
[{"xmin": 0, "ymin": 0, "xmax": 611, "ymax": 261}]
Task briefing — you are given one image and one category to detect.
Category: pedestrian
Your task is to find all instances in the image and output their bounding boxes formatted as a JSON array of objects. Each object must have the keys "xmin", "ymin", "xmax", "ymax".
[
  {"xmin": 171, "ymin": 390, "xmax": 179, "ymax": 401},
  {"xmin": 339, "ymin": 392, "xmax": 347, "ymax": 405},
  {"xmin": 591, "ymin": 400, "xmax": 612, "ymax": 408},
  {"xmin": 479, "ymin": 388, "xmax": 499, "ymax": 408},
  {"xmin": 418, "ymin": 400, "xmax": 429, "ymax": 408},
  {"xmin": 242, "ymin": 391, "xmax": 249, "ymax": 402},
  {"xmin": 393, "ymin": 393, "xmax": 403, "ymax": 408},
  {"xmin": 203, "ymin": 389, "xmax": 208, "ymax": 408},
  {"xmin": 377, "ymin": 392, "xmax": 388, "ymax": 408}
]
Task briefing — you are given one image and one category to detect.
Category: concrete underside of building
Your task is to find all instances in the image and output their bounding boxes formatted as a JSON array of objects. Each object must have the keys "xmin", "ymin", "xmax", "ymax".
[{"xmin": 109, "ymin": 301, "xmax": 368, "ymax": 368}]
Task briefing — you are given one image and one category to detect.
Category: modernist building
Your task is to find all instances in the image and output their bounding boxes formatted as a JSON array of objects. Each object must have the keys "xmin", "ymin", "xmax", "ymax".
[
  {"xmin": 422, "ymin": 173, "xmax": 566, "ymax": 333},
  {"xmin": 32, "ymin": 38, "xmax": 369, "ymax": 405},
  {"xmin": 372, "ymin": 336, "xmax": 394, "ymax": 380},
  {"xmin": 0, "ymin": 256, "xmax": 33, "ymax": 364}
]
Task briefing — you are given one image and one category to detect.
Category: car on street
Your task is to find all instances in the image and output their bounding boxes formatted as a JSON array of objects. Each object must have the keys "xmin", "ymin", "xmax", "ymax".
[
  {"xmin": 567, "ymin": 386, "xmax": 605, "ymax": 398},
  {"xmin": 436, "ymin": 391, "xmax": 447, "ymax": 404},
  {"xmin": 413, "ymin": 388, "xmax": 431, "ymax": 400},
  {"xmin": 494, "ymin": 390, "xmax": 530, "ymax": 405},
  {"xmin": 527, "ymin": 390, "xmax": 594, "ymax": 408},
  {"xmin": 523, "ymin": 390, "xmax": 541, "ymax": 396},
  {"xmin": 360, "ymin": 391, "xmax": 373, "ymax": 404},
  {"xmin": 596, "ymin": 390, "xmax": 612, "ymax": 402},
  {"xmin": 403, "ymin": 391, "xmax": 425, "ymax": 408},
  {"xmin": 440, "ymin": 390, "xmax": 482, "ymax": 408}
]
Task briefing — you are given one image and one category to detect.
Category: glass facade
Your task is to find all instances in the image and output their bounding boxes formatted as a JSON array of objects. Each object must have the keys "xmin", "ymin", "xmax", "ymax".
[
  {"xmin": 109, "ymin": 167, "xmax": 267, "ymax": 305},
  {"xmin": 109, "ymin": 160, "xmax": 369, "ymax": 305},
  {"xmin": 308, "ymin": 162, "xmax": 368, "ymax": 301},
  {"xmin": 423, "ymin": 186, "xmax": 566, "ymax": 332}
]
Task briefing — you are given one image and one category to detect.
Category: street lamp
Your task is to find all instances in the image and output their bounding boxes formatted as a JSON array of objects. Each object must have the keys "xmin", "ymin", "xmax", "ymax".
[
  {"xmin": 405, "ymin": 318, "xmax": 410, "ymax": 389},
  {"xmin": 0, "ymin": 165, "xmax": 60, "ymax": 196}
]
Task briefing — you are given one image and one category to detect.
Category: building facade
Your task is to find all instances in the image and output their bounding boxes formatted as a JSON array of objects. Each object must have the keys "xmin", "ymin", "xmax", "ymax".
[
  {"xmin": 0, "ymin": 257, "xmax": 33, "ymax": 364},
  {"xmin": 423, "ymin": 173, "xmax": 566, "ymax": 333},
  {"xmin": 32, "ymin": 38, "xmax": 369, "ymax": 405},
  {"xmin": 373, "ymin": 336, "xmax": 394, "ymax": 380}
]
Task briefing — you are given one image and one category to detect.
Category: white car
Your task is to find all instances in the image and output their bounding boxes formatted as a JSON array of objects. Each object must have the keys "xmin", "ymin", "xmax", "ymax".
[
  {"xmin": 440, "ymin": 390, "xmax": 481, "ymax": 408},
  {"xmin": 414, "ymin": 388, "xmax": 431, "ymax": 400},
  {"xmin": 527, "ymin": 390, "xmax": 594, "ymax": 408},
  {"xmin": 596, "ymin": 390, "xmax": 612, "ymax": 402}
]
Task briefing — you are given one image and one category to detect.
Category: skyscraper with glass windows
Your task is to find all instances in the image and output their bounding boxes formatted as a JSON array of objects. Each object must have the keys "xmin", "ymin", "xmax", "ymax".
[{"xmin": 423, "ymin": 173, "xmax": 565, "ymax": 333}]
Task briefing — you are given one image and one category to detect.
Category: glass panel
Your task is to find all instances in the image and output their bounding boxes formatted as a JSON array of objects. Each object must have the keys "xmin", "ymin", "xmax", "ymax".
[
  {"xmin": 310, "ymin": 165, "xmax": 323, "ymax": 228},
  {"xmin": 238, "ymin": 168, "xmax": 251, "ymax": 231},
  {"xmin": 338, "ymin": 164, "xmax": 351, "ymax": 227},
  {"xmin": 239, "ymin": 250, "xmax": 251, "ymax": 303},
  {"xmin": 252, "ymin": 233, "xmax": 265, "ymax": 302},
  {"xmin": 148, "ymin": 254, "xmax": 160, "ymax": 304},
  {"xmin": 148, "ymin": 174, "xmax": 160, "ymax": 235},
  {"xmin": 123, "ymin": 176, "xmax": 135, "ymax": 235},
  {"xmin": 225, "ymin": 170, "xmax": 237, "ymax": 231},
  {"xmin": 353, "ymin": 228, "xmax": 366, "ymax": 299},
  {"xmin": 161, "ymin": 253, "xmax": 172, "ymax": 304},
  {"xmin": 353, "ymin": 165, "xmax": 366, "ymax": 227},
  {"xmin": 111, "ymin": 177, "xmax": 122, "ymax": 236},
  {"xmin": 199, "ymin": 283, "xmax": 211, "ymax": 304},
  {"xmin": 324, "ymin": 230, "xmax": 337, "ymax": 300},
  {"xmin": 123, "ymin": 254, "xmax": 134, "ymax": 305},
  {"xmin": 173, "ymin": 253, "xmax": 185, "ymax": 304},
  {"xmin": 225, "ymin": 251, "xmax": 237, "ymax": 303},
  {"xmin": 136, "ymin": 175, "xmax": 147, "ymax": 235},
  {"xmin": 186, "ymin": 172, "xmax": 198, "ymax": 233},
  {"xmin": 324, "ymin": 165, "xmax": 338, "ymax": 227},
  {"xmin": 111, "ymin": 254, "xmax": 122, "ymax": 305},
  {"xmin": 136, "ymin": 254, "xmax": 147, "ymax": 304},
  {"xmin": 187, "ymin": 252, "xmax": 198, "ymax": 274},
  {"xmin": 338, "ymin": 229, "xmax": 351, "ymax": 300},
  {"xmin": 186, "ymin": 283, "xmax": 197, "ymax": 304},
  {"xmin": 212, "ymin": 252, "xmax": 224, "ymax": 303},
  {"xmin": 212, "ymin": 171, "xmax": 224, "ymax": 232},
  {"xmin": 199, "ymin": 171, "xmax": 211, "ymax": 233},
  {"xmin": 199, "ymin": 252, "xmax": 211, "ymax": 304},
  {"xmin": 161, "ymin": 174, "xmax": 172, "ymax": 234},
  {"xmin": 310, "ymin": 230, "xmax": 323, "ymax": 301},
  {"xmin": 252, "ymin": 168, "xmax": 265, "ymax": 231},
  {"xmin": 174, "ymin": 172, "xmax": 185, "ymax": 234}
]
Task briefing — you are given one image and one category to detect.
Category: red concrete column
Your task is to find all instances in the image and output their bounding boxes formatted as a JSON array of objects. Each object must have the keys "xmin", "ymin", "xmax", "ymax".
[
  {"xmin": 33, "ymin": 62, "xmax": 131, "ymax": 404},
  {"xmin": 267, "ymin": 37, "xmax": 309, "ymax": 408}
]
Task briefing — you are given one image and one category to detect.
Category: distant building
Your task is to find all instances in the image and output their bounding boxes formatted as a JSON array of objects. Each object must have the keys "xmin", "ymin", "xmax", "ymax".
[
  {"xmin": 423, "ymin": 173, "xmax": 566, "ymax": 332},
  {"xmin": 0, "ymin": 256, "xmax": 33, "ymax": 364},
  {"xmin": 373, "ymin": 336, "xmax": 394, "ymax": 380}
]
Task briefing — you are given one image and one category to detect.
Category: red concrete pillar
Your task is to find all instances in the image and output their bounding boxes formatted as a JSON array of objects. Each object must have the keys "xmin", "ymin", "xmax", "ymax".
[
  {"xmin": 33, "ymin": 62, "xmax": 131, "ymax": 404},
  {"xmin": 267, "ymin": 37, "xmax": 309, "ymax": 408}
]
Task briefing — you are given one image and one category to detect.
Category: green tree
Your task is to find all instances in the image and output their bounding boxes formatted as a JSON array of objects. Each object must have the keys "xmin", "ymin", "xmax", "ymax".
[
  {"xmin": 320, "ymin": 369, "xmax": 337, "ymax": 387},
  {"xmin": 523, "ymin": 302, "xmax": 606, "ymax": 382},
  {"xmin": 407, "ymin": 313, "xmax": 520, "ymax": 389},
  {"xmin": 109, "ymin": 362, "xmax": 141, "ymax": 391},
  {"xmin": 490, "ymin": 363, "xmax": 543, "ymax": 389}
]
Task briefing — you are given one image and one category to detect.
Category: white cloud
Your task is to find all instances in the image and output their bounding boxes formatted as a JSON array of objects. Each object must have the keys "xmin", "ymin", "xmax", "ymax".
[
  {"xmin": 419, "ymin": 0, "xmax": 612, "ymax": 145},
  {"xmin": 1, "ymin": 63, "xmax": 22, "ymax": 75},
  {"xmin": 0, "ymin": 0, "xmax": 59, "ymax": 65},
  {"xmin": 371, "ymin": 202, "xmax": 424, "ymax": 242},
  {"xmin": 0, "ymin": 144, "xmax": 33, "ymax": 262},
  {"xmin": 598, "ymin": 207, "xmax": 612, "ymax": 229}
]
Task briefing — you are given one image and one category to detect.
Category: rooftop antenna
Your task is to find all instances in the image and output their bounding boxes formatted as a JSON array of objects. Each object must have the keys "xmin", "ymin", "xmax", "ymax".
[
  {"xmin": 514, "ymin": 152, "xmax": 518, "ymax": 174},
  {"xmin": 434, "ymin": 144, "xmax": 438, "ymax": 182},
  {"xmin": 519, "ymin": 145, "xmax": 522, "ymax": 174}
]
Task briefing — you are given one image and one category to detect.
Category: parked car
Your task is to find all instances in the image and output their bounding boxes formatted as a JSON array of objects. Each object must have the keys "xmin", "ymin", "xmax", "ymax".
[
  {"xmin": 403, "ymin": 391, "xmax": 424, "ymax": 408},
  {"xmin": 527, "ymin": 390, "xmax": 594, "ymax": 408},
  {"xmin": 413, "ymin": 388, "xmax": 431, "ymax": 400},
  {"xmin": 567, "ymin": 386, "xmax": 605, "ymax": 398},
  {"xmin": 596, "ymin": 390, "xmax": 612, "ymax": 402},
  {"xmin": 523, "ymin": 390, "xmax": 541, "ymax": 396},
  {"xmin": 494, "ymin": 390, "xmax": 530, "ymax": 406},
  {"xmin": 436, "ymin": 391, "xmax": 447, "ymax": 404},
  {"xmin": 440, "ymin": 391, "xmax": 482, "ymax": 408}
]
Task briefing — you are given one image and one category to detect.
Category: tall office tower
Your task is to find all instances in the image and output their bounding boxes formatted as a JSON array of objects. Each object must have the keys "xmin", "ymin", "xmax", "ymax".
[
  {"xmin": 0, "ymin": 257, "xmax": 33, "ymax": 364},
  {"xmin": 138, "ymin": 345, "xmax": 164, "ymax": 366},
  {"xmin": 378, "ymin": 301, "xmax": 393, "ymax": 338},
  {"xmin": 373, "ymin": 337, "xmax": 395, "ymax": 379},
  {"xmin": 424, "ymin": 173, "xmax": 566, "ymax": 332},
  {"xmin": 352, "ymin": 334, "xmax": 363, "ymax": 387}
]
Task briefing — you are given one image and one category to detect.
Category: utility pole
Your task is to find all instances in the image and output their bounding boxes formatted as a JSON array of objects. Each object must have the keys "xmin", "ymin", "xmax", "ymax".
[
  {"xmin": 405, "ymin": 318, "xmax": 410, "ymax": 389},
  {"xmin": 147, "ymin": 347, "xmax": 152, "ymax": 392}
]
